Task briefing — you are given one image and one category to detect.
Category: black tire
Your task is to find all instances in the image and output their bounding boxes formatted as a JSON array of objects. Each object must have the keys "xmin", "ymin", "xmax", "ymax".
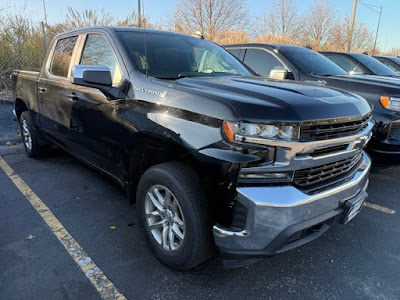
[
  {"xmin": 19, "ymin": 111, "xmax": 46, "ymax": 158},
  {"xmin": 137, "ymin": 162, "xmax": 214, "ymax": 270}
]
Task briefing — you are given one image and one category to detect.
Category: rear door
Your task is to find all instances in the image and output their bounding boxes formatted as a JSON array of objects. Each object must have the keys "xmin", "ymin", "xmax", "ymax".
[
  {"xmin": 242, "ymin": 49, "xmax": 286, "ymax": 77},
  {"xmin": 37, "ymin": 35, "xmax": 80, "ymax": 147}
]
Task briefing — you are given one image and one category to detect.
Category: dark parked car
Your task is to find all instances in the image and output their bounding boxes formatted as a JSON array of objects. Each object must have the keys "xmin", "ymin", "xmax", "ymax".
[
  {"xmin": 225, "ymin": 44, "xmax": 400, "ymax": 160},
  {"xmin": 12, "ymin": 28, "xmax": 373, "ymax": 269},
  {"xmin": 321, "ymin": 51, "xmax": 400, "ymax": 77},
  {"xmin": 374, "ymin": 56, "xmax": 400, "ymax": 74}
]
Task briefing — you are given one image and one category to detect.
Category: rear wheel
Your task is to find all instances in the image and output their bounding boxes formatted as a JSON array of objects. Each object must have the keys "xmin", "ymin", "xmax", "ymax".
[
  {"xmin": 19, "ymin": 111, "xmax": 46, "ymax": 158},
  {"xmin": 137, "ymin": 162, "xmax": 214, "ymax": 270}
]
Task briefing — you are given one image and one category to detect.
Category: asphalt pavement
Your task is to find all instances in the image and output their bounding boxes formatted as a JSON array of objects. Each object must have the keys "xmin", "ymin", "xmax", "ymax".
[{"xmin": 0, "ymin": 102, "xmax": 399, "ymax": 300}]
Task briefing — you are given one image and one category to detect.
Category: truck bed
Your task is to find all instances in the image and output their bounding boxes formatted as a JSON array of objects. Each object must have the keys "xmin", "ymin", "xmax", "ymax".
[{"xmin": 12, "ymin": 70, "xmax": 40, "ymax": 112}]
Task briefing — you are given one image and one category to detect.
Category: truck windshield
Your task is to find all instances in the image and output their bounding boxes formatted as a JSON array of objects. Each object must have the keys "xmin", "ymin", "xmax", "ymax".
[
  {"xmin": 117, "ymin": 31, "xmax": 252, "ymax": 79},
  {"xmin": 282, "ymin": 49, "xmax": 348, "ymax": 76},
  {"xmin": 351, "ymin": 53, "xmax": 398, "ymax": 76},
  {"xmin": 389, "ymin": 56, "xmax": 400, "ymax": 65}
]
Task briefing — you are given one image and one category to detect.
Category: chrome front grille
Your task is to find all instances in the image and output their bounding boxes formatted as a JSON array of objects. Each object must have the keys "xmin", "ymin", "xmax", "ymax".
[
  {"xmin": 293, "ymin": 154, "xmax": 362, "ymax": 188},
  {"xmin": 300, "ymin": 114, "xmax": 371, "ymax": 141}
]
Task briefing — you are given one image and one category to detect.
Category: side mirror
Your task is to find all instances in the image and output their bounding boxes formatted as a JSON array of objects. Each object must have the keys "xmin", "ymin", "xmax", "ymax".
[
  {"xmin": 71, "ymin": 65, "xmax": 112, "ymax": 87},
  {"xmin": 269, "ymin": 68, "xmax": 288, "ymax": 80}
]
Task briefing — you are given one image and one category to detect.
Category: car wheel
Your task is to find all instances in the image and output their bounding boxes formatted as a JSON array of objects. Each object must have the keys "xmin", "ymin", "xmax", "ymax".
[
  {"xmin": 19, "ymin": 111, "xmax": 46, "ymax": 158},
  {"xmin": 137, "ymin": 162, "xmax": 214, "ymax": 270}
]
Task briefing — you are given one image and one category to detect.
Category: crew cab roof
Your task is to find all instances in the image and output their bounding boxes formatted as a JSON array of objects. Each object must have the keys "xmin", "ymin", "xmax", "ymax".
[
  {"xmin": 54, "ymin": 26, "xmax": 194, "ymax": 40},
  {"xmin": 223, "ymin": 43, "xmax": 314, "ymax": 53},
  {"xmin": 320, "ymin": 51, "xmax": 369, "ymax": 57}
]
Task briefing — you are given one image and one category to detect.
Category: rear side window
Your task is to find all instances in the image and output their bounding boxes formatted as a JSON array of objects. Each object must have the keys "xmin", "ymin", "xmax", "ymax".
[
  {"xmin": 50, "ymin": 36, "xmax": 78, "ymax": 77},
  {"xmin": 325, "ymin": 55, "xmax": 365, "ymax": 74},
  {"xmin": 80, "ymin": 34, "xmax": 123, "ymax": 85},
  {"xmin": 243, "ymin": 49, "xmax": 284, "ymax": 76}
]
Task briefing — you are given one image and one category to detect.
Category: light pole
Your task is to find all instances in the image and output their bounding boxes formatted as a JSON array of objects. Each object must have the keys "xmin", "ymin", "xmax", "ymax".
[
  {"xmin": 138, "ymin": 0, "xmax": 142, "ymax": 28},
  {"xmin": 42, "ymin": 0, "xmax": 48, "ymax": 52},
  {"xmin": 372, "ymin": 6, "xmax": 383, "ymax": 55},
  {"xmin": 357, "ymin": 1, "xmax": 383, "ymax": 54},
  {"xmin": 347, "ymin": 0, "xmax": 358, "ymax": 52}
]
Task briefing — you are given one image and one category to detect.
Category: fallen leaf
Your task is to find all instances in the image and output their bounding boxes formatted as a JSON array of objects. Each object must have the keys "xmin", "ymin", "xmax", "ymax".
[
  {"xmin": 6, "ymin": 141, "xmax": 16, "ymax": 147},
  {"xmin": 26, "ymin": 234, "xmax": 36, "ymax": 240}
]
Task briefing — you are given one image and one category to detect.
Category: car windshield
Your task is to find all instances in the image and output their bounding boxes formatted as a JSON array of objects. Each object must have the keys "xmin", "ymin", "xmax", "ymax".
[
  {"xmin": 351, "ymin": 53, "xmax": 398, "ymax": 76},
  {"xmin": 117, "ymin": 31, "xmax": 252, "ymax": 79},
  {"xmin": 281, "ymin": 49, "xmax": 347, "ymax": 76}
]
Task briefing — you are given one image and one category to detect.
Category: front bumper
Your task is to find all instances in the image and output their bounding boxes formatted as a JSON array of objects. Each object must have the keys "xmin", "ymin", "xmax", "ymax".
[
  {"xmin": 213, "ymin": 151, "xmax": 371, "ymax": 267},
  {"xmin": 368, "ymin": 120, "xmax": 400, "ymax": 159}
]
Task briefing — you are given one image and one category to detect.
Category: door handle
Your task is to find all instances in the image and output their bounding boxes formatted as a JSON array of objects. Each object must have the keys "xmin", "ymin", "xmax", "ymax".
[
  {"xmin": 67, "ymin": 93, "xmax": 79, "ymax": 101},
  {"xmin": 38, "ymin": 87, "xmax": 47, "ymax": 93}
]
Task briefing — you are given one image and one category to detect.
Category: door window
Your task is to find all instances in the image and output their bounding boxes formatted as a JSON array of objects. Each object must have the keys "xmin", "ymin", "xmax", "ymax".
[
  {"xmin": 325, "ymin": 55, "xmax": 365, "ymax": 74},
  {"xmin": 227, "ymin": 48, "xmax": 241, "ymax": 59},
  {"xmin": 243, "ymin": 49, "xmax": 285, "ymax": 76},
  {"xmin": 50, "ymin": 36, "xmax": 78, "ymax": 77},
  {"xmin": 80, "ymin": 34, "xmax": 123, "ymax": 85}
]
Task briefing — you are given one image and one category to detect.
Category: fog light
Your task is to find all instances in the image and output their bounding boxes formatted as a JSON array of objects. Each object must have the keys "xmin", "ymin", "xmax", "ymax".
[{"xmin": 238, "ymin": 171, "xmax": 293, "ymax": 183}]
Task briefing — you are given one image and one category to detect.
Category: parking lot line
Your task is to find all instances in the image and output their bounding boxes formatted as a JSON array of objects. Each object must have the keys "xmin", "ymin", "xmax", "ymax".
[
  {"xmin": 364, "ymin": 202, "xmax": 396, "ymax": 215},
  {"xmin": 0, "ymin": 156, "xmax": 127, "ymax": 300}
]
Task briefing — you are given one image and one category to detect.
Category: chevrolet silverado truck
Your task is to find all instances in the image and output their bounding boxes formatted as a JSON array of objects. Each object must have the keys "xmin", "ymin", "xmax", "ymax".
[
  {"xmin": 374, "ymin": 55, "xmax": 400, "ymax": 75},
  {"xmin": 225, "ymin": 44, "xmax": 400, "ymax": 161},
  {"xmin": 321, "ymin": 51, "xmax": 400, "ymax": 78},
  {"xmin": 13, "ymin": 27, "xmax": 373, "ymax": 269}
]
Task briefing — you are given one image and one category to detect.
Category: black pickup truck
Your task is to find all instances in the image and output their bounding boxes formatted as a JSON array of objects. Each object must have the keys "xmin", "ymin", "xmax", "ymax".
[
  {"xmin": 374, "ymin": 55, "xmax": 400, "ymax": 75},
  {"xmin": 321, "ymin": 51, "xmax": 400, "ymax": 78},
  {"xmin": 13, "ymin": 27, "xmax": 373, "ymax": 269},
  {"xmin": 225, "ymin": 44, "xmax": 400, "ymax": 161}
]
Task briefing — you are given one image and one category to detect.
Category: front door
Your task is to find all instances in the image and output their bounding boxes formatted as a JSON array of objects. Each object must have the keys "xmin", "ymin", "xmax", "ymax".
[{"xmin": 67, "ymin": 33, "xmax": 126, "ymax": 180}]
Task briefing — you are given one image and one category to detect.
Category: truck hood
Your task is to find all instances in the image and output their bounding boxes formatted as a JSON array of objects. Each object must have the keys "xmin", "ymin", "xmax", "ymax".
[
  {"xmin": 172, "ymin": 76, "xmax": 371, "ymax": 123},
  {"xmin": 333, "ymin": 74, "xmax": 400, "ymax": 88}
]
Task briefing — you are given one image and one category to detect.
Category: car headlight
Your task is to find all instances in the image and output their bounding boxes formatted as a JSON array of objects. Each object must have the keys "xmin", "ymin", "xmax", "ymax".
[
  {"xmin": 380, "ymin": 96, "xmax": 400, "ymax": 112},
  {"xmin": 222, "ymin": 121, "xmax": 299, "ymax": 144}
]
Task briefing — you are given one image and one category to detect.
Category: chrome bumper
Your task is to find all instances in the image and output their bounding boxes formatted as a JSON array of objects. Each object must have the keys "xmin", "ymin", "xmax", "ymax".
[{"xmin": 213, "ymin": 151, "xmax": 371, "ymax": 257}]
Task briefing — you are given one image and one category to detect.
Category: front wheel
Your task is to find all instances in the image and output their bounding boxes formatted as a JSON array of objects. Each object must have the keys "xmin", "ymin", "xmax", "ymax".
[{"xmin": 137, "ymin": 162, "xmax": 214, "ymax": 270}]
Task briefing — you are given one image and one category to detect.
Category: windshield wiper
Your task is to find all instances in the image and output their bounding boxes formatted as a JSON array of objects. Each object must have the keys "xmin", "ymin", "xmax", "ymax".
[{"xmin": 153, "ymin": 73, "xmax": 189, "ymax": 80}]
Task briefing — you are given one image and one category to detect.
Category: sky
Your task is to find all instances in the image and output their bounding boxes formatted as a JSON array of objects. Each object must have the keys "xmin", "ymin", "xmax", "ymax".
[{"xmin": 1, "ymin": 0, "xmax": 399, "ymax": 51}]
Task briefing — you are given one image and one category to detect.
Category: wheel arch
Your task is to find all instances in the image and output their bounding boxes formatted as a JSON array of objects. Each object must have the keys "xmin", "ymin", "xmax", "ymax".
[
  {"xmin": 124, "ymin": 132, "xmax": 199, "ymax": 203},
  {"xmin": 14, "ymin": 98, "xmax": 29, "ymax": 122}
]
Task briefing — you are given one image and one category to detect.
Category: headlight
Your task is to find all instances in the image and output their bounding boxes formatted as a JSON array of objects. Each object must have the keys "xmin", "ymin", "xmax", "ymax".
[
  {"xmin": 222, "ymin": 121, "xmax": 299, "ymax": 144},
  {"xmin": 380, "ymin": 96, "xmax": 400, "ymax": 112}
]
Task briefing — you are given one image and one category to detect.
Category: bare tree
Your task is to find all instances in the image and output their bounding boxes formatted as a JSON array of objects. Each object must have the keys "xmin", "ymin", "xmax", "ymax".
[
  {"xmin": 385, "ymin": 48, "xmax": 400, "ymax": 57},
  {"xmin": 169, "ymin": 0, "xmax": 249, "ymax": 41},
  {"xmin": 328, "ymin": 14, "xmax": 374, "ymax": 52},
  {"xmin": 302, "ymin": 0, "xmax": 337, "ymax": 50},
  {"xmin": 254, "ymin": 34, "xmax": 299, "ymax": 45},
  {"xmin": 216, "ymin": 28, "xmax": 250, "ymax": 45},
  {"xmin": 256, "ymin": 0, "xmax": 300, "ymax": 39}
]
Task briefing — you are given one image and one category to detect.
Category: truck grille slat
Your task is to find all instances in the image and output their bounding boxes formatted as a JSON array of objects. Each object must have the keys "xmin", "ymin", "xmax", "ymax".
[
  {"xmin": 300, "ymin": 114, "xmax": 371, "ymax": 141},
  {"xmin": 293, "ymin": 154, "xmax": 362, "ymax": 188}
]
